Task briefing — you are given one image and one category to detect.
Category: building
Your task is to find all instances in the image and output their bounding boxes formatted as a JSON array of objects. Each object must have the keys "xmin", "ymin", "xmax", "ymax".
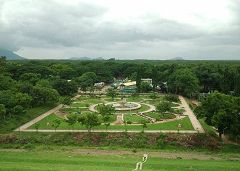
[
  {"xmin": 141, "ymin": 78, "xmax": 152, "ymax": 85},
  {"xmin": 119, "ymin": 81, "xmax": 137, "ymax": 93}
]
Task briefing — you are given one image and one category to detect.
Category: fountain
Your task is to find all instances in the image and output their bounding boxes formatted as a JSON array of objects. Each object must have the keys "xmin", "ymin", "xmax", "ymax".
[
  {"xmin": 105, "ymin": 97, "xmax": 141, "ymax": 111},
  {"xmin": 89, "ymin": 97, "xmax": 142, "ymax": 113}
]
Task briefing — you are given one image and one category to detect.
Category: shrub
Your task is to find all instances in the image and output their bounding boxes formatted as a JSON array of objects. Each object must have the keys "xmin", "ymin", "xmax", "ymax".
[
  {"xmin": 126, "ymin": 121, "xmax": 132, "ymax": 124},
  {"xmin": 165, "ymin": 94, "xmax": 179, "ymax": 103},
  {"xmin": 23, "ymin": 143, "xmax": 35, "ymax": 150}
]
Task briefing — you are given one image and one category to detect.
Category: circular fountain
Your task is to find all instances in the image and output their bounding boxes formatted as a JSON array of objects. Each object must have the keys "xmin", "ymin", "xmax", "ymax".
[
  {"xmin": 106, "ymin": 97, "xmax": 141, "ymax": 111},
  {"xmin": 90, "ymin": 98, "xmax": 141, "ymax": 112}
]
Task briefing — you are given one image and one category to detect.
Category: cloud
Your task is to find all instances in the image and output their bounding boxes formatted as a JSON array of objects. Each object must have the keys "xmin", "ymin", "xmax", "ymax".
[{"xmin": 0, "ymin": 0, "xmax": 239, "ymax": 59}]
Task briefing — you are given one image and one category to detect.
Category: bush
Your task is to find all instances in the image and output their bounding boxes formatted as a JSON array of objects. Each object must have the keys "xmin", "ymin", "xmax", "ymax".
[
  {"xmin": 156, "ymin": 134, "xmax": 166, "ymax": 149},
  {"xmin": 126, "ymin": 121, "xmax": 132, "ymax": 124},
  {"xmin": 23, "ymin": 143, "xmax": 35, "ymax": 150},
  {"xmin": 149, "ymin": 93, "xmax": 158, "ymax": 99},
  {"xmin": 165, "ymin": 94, "xmax": 179, "ymax": 103}
]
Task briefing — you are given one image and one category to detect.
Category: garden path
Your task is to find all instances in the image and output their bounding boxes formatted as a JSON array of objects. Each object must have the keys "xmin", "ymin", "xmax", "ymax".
[{"xmin": 178, "ymin": 96, "xmax": 204, "ymax": 133}]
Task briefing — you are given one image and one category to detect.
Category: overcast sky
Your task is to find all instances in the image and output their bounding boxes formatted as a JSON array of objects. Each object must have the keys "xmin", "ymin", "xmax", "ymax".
[{"xmin": 0, "ymin": 0, "xmax": 240, "ymax": 60}]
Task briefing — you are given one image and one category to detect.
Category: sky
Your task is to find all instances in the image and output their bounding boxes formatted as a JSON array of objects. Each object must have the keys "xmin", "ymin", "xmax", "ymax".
[{"xmin": 0, "ymin": 0, "xmax": 240, "ymax": 60}]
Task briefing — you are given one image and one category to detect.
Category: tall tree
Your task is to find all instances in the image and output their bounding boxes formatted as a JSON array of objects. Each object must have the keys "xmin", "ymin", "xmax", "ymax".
[
  {"xmin": 168, "ymin": 68, "xmax": 199, "ymax": 97},
  {"xmin": 52, "ymin": 79, "xmax": 78, "ymax": 96},
  {"xmin": 78, "ymin": 112, "xmax": 101, "ymax": 133}
]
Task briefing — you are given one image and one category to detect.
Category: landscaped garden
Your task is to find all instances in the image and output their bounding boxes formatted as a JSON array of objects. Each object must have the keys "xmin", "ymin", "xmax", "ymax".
[{"xmin": 29, "ymin": 94, "xmax": 194, "ymax": 132}]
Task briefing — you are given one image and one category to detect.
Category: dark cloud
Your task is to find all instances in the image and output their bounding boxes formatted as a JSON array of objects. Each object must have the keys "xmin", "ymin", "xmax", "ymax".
[{"xmin": 0, "ymin": 0, "xmax": 239, "ymax": 59}]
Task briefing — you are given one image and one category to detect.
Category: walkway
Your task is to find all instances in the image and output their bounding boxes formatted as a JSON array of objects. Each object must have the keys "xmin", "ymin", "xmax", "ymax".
[
  {"xmin": 179, "ymin": 96, "xmax": 204, "ymax": 133},
  {"xmin": 19, "ymin": 129, "xmax": 198, "ymax": 133},
  {"xmin": 15, "ymin": 104, "xmax": 63, "ymax": 131}
]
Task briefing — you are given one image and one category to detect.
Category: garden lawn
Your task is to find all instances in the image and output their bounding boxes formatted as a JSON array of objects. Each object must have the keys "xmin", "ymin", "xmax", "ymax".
[
  {"xmin": 30, "ymin": 114, "xmax": 194, "ymax": 131},
  {"xmin": 0, "ymin": 150, "xmax": 239, "ymax": 171},
  {"xmin": 124, "ymin": 114, "xmax": 147, "ymax": 123},
  {"xmin": 145, "ymin": 112, "xmax": 176, "ymax": 120}
]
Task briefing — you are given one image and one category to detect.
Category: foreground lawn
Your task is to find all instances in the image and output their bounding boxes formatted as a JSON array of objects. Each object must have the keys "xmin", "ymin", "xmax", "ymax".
[
  {"xmin": 0, "ymin": 150, "xmax": 239, "ymax": 171},
  {"xmin": 30, "ymin": 114, "xmax": 194, "ymax": 131}
]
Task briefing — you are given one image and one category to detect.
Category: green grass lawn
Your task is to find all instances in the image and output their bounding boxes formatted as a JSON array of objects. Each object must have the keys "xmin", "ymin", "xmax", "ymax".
[
  {"xmin": 124, "ymin": 114, "xmax": 147, "ymax": 123},
  {"xmin": 0, "ymin": 150, "xmax": 239, "ymax": 171},
  {"xmin": 70, "ymin": 98, "xmax": 104, "ymax": 108},
  {"xmin": 30, "ymin": 114, "xmax": 193, "ymax": 131},
  {"xmin": 145, "ymin": 112, "xmax": 176, "ymax": 121}
]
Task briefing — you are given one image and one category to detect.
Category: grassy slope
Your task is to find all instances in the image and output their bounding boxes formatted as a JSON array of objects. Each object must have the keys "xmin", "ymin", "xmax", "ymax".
[
  {"xmin": 0, "ymin": 106, "xmax": 55, "ymax": 133},
  {"xmin": 30, "ymin": 114, "xmax": 194, "ymax": 131},
  {"xmin": 0, "ymin": 150, "xmax": 239, "ymax": 171}
]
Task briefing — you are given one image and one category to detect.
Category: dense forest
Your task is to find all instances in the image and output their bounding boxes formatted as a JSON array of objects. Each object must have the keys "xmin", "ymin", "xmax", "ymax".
[{"xmin": 0, "ymin": 56, "xmax": 240, "ymax": 138}]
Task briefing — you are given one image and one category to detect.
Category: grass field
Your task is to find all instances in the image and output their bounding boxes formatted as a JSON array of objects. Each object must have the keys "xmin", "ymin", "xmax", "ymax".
[
  {"xmin": 0, "ymin": 150, "xmax": 239, "ymax": 171},
  {"xmin": 30, "ymin": 114, "xmax": 193, "ymax": 131}
]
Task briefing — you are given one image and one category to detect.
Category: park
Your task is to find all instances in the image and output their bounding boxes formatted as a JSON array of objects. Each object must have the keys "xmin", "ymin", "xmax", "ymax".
[
  {"xmin": 1, "ymin": 57, "xmax": 240, "ymax": 171},
  {"xmin": 17, "ymin": 90, "xmax": 202, "ymax": 134}
]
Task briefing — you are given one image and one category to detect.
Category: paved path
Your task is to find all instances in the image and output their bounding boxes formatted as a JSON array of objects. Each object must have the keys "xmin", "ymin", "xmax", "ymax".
[
  {"xmin": 179, "ymin": 96, "xmax": 204, "ymax": 133},
  {"xmin": 141, "ymin": 103, "xmax": 155, "ymax": 114},
  {"xmin": 20, "ymin": 129, "xmax": 198, "ymax": 133},
  {"xmin": 15, "ymin": 104, "xmax": 63, "ymax": 131}
]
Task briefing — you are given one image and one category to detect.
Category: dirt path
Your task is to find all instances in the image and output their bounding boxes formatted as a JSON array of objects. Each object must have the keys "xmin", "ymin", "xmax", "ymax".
[{"xmin": 179, "ymin": 96, "xmax": 204, "ymax": 133}]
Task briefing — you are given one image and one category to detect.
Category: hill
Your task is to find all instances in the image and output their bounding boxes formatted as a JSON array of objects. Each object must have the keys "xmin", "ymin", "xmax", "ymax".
[{"xmin": 0, "ymin": 49, "xmax": 25, "ymax": 60}]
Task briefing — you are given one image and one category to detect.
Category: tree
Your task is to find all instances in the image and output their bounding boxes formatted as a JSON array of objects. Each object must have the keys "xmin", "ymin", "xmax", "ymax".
[
  {"xmin": 34, "ymin": 123, "xmax": 40, "ymax": 133},
  {"xmin": 168, "ymin": 68, "xmax": 199, "ymax": 97},
  {"xmin": 234, "ymin": 67, "xmax": 240, "ymax": 96},
  {"xmin": 106, "ymin": 88, "xmax": 117, "ymax": 100},
  {"xmin": 140, "ymin": 82, "xmax": 152, "ymax": 93},
  {"xmin": 78, "ymin": 112, "xmax": 101, "ymax": 133},
  {"xmin": 0, "ymin": 75, "xmax": 16, "ymax": 91},
  {"xmin": 30, "ymin": 86, "xmax": 60, "ymax": 106},
  {"xmin": 19, "ymin": 73, "xmax": 41, "ymax": 85},
  {"xmin": 196, "ymin": 92, "xmax": 240, "ymax": 138},
  {"xmin": 14, "ymin": 93, "xmax": 32, "ymax": 108},
  {"xmin": 212, "ymin": 110, "xmax": 229, "ymax": 138},
  {"xmin": 98, "ymin": 104, "xmax": 115, "ymax": 131},
  {"xmin": 156, "ymin": 101, "xmax": 172, "ymax": 114},
  {"xmin": 66, "ymin": 114, "xmax": 78, "ymax": 129},
  {"xmin": 51, "ymin": 119, "xmax": 61, "ymax": 132},
  {"xmin": 12, "ymin": 105, "xmax": 26, "ymax": 116},
  {"xmin": 51, "ymin": 64, "xmax": 76, "ymax": 79},
  {"xmin": 76, "ymin": 72, "xmax": 97, "ymax": 91},
  {"xmin": 149, "ymin": 92, "xmax": 158, "ymax": 99},
  {"xmin": 60, "ymin": 96, "xmax": 72, "ymax": 107},
  {"xmin": 136, "ymin": 66, "xmax": 143, "ymax": 93},
  {"xmin": 141, "ymin": 120, "xmax": 147, "ymax": 132},
  {"xmin": 0, "ymin": 104, "xmax": 6, "ymax": 120},
  {"xmin": 0, "ymin": 56, "xmax": 6, "ymax": 73},
  {"xmin": 52, "ymin": 79, "xmax": 78, "ymax": 96}
]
